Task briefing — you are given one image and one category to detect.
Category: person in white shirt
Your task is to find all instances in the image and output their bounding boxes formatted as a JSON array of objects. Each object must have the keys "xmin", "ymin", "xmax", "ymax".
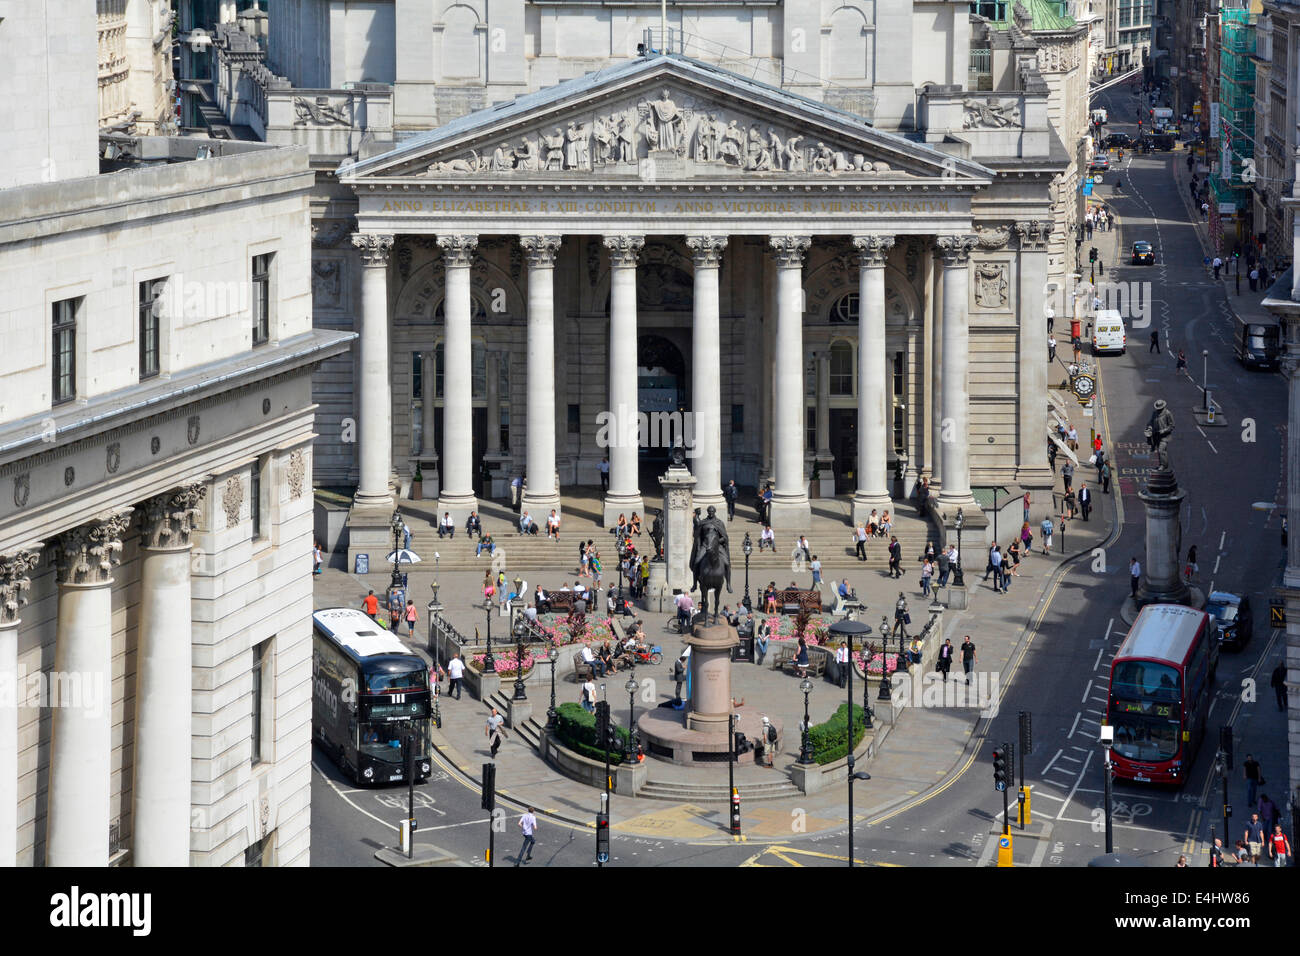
[
  {"xmin": 438, "ymin": 512, "xmax": 455, "ymax": 539},
  {"xmin": 446, "ymin": 653, "xmax": 465, "ymax": 700},
  {"xmin": 798, "ymin": 536, "xmax": 812, "ymax": 563},
  {"xmin": 546, "ymin": 509, "xmax": 561, "ymax": 539},
  {"xmin": 759, "ymin": 525, "xmax": 775, "ymax": 551},
  {"xmin": 834, "ymin": 642, "xmax": 850, "ymax": 688},
  {"xmin": 520, "ymin": 511, "xmax": 538, "ymax": 535},
  {"xmin": 854, "ymin": 525, "xmax": 868, "ymax": 561},
  {"xmin": 516, "ymin": 807, "xmax": 538, "ymax": 866},
  {"xmin": 580, "ymin": 677, "xmax": 597, "ymax": 712},
  {"xmin": 674, "ymin": 590, "xmax": 696, "ymax": 631},
  {"xmin": 580, "ymin": 642, "xmax": 605, "ymax": 677}
]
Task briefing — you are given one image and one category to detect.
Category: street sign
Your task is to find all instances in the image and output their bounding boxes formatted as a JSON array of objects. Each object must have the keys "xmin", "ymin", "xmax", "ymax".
[{"xmin": 1271, "ymin": 600, "xmax": 1285, "ymax": 627}]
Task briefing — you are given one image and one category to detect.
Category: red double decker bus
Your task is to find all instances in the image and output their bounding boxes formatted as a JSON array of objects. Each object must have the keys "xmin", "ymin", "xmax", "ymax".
[{"xmin": 1106, "ymin": 604, "xmax": 1217, "ymax": 785}]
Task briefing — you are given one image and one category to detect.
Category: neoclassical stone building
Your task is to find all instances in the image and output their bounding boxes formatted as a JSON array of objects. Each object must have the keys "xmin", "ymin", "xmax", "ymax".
[
  {"xmin": 0, "ymin": 1, "xmax": 350, "ymax": 867},
  {"xmin": 203, "ymin": 2, "xmax": 1084, "ymax": 551}
]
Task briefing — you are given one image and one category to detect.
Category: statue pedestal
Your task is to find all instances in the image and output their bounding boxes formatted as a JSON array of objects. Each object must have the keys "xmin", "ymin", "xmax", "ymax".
[
  {"xmin": 644, "ymin": 560, "xmax": 667, "ymax": 612},
  {"xmin": 659, "ymin": 465, "xmax": 696, "ymax": 596},
  {"xmin": 1135, "ymin": 470, "xmax": 1193, "ymax": 607},
  {"xmin": 685, "ymin": 623, "xmax": 739, "ymax": 734}
]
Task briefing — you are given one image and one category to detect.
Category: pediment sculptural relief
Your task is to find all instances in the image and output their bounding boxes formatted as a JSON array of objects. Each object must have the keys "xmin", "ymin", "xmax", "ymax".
[{"xmin": 421, "ymin": 86, "xmax": 908, "ymax": 178}]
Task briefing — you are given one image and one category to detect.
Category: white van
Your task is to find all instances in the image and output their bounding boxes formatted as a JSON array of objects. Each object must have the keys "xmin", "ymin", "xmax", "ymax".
[{"xmin": 1091, "ymin": 309, "xmax": 1126, "ymax": 355}]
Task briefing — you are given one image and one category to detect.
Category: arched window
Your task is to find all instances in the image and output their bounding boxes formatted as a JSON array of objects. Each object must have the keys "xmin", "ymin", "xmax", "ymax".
[
  {"xmin": 829, "ymin": 341, "xmax": 854, "ymax": 396},
  {"xmin": 830, "ymin": 292, "xmax": 859, "ymax": 324}
]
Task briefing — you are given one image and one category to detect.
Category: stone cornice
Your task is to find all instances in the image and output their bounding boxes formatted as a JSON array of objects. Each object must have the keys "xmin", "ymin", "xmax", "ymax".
[
  {"xmin": 685, "ymin": 235, "xmax": 728, "ymax": 267},
  {"xmin": 519, "ymin": 234, "xmax": 563, "ymax": 268}
]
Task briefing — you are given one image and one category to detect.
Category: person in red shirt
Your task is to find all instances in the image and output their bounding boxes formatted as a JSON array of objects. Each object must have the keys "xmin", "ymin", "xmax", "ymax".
[
  {"xmin": 363, "ymin": 590, "xmax": 379, "ymax": 619},
  {"xmin": 1269, "ymin": 825, "xmax": 1292, "ymax": 867}
]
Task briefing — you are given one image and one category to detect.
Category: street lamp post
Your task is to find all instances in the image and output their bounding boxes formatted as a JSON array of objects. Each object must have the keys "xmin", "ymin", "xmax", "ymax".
[
  {"xmin": 829, "ymin": 617, "xmax": 871, "ymax": 865},
  {"xmin": 483, "ymin": 599, "xmax": 496, "ymax": 673},
  {"xmin": 389, "ymin": 509, "xmax": 403, "ymax": 594},
  {"xmin": 624, "ymin": 672, "xmax": 638, "ymax": 763},
  {"xmin": 511, "ymin": 615, "xmax": 528, "ymax": 701},
  {"xmin": 797, "ymin": 677, "xmax": 814, "ymax": 764},
  {"xmin": 877, "ymin": 616, "xmax": 892, "ymax": 702},
  {"xmin": 546, "ymin": 647, "xmax": 560, "ymax": 729},
  {"xmin": 953, "ymin": 508, "xmax": 965, "ymax": 587},
  {"xmin": 1101, "ymin": 726, "xmax": 1115, "ymax": 854},
  {"xmin": 1201, "ymin": 348, "xmax": 1210, "ymax": 411},
  {"xmin": 742, "ymin": 533, "xmax": 752, "ymax": 612}
]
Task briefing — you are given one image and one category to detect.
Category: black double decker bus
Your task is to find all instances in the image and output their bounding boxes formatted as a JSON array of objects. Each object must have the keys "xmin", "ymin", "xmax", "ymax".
[{"xmin": 312, "ymin": 607, "xmax": 433, "ymax": 785}]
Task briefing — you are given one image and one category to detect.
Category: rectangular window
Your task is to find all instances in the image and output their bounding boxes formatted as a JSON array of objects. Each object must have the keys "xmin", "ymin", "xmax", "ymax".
[
  {"xmin": 435, "ymin": 343, "xmax": 444, "ymax": 399},
  {"xmin": 251, "ymin": 640, "xmax": 267, "ymax": 765},
  {"xmin": 250, "ymin": 459, "xmax": 263, "ymax": 539},
  {"xmin": 805, "ymin": 406, "xmax": 816, "ymax": 452},
  {"xmin": 829, "ymin": 345, "xmax": 853, "ymax": 396},
  {"xmin": 52, "ymin": 298, "xmax": 79, "ymax": 405},
  {"xmin": 567, "ymin": 403, "xmax": 580, "ymax": 434},
  {"xmin": 139, "ymin": 280, "xmax": 164, "ymax": 380},
  {"xmin": 499, "ymin": 407, "xmax": 509, "ymax": 453},
  {"xmin": 252, "ymin": 253, "xmax": 272, "ymax": 345},
  {"xmin": 893, "ymin": 351, "xmax": 904, "ymax": 398},
  {"xmin": 731, "ymin": 404, "xmax": 744, "ymax": 434},
  {"xmin": 411, "ymin": 351, "xmax": 423, "ymax": 400},
  {"xmin": 245, "ymin": 832, "xmax": 273, "ymax": 867}
]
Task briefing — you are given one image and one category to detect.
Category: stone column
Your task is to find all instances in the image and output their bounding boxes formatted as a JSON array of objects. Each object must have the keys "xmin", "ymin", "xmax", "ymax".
[
  {"xmin": 133, "ymin": 485, "xmax": 204, "ymax": 867},
  {"xmin": 520, "ymin": 235, "xmax": 562, "ymax": 515},
  {"xmin": 1135, "ymin": 469, "xmax": 1194, "ymax": 607},
  {"xmin": 853, "ymin": 236, "xmax": 894, "ymax": 521},
  {"xmin": 1015, "ymin": 220, "xmax": 1055, "ymax": 488},
  {"xmin": 47, "ymin": 509, "xmax": 132, "ymax": 867},
  {"xmin": 0, "ymin": 548, "xmax": 40, "ymax": 868},
  {"xmin": 351, "ymin": 233, "xmax": 395, "ymax": 506},
  {"xmin": 602, "ymin": 235, "xmax": 645, "ymax": 527},
  {"xmin": 437, "ymin": 235, "xmax": 479, "ymax": 521},
  {"xmin": 686, "ymin": 235, "xmax": 727, "ymax": 513},
  {"xmin": 768, "ymin": 235, "xmax": 813, "ymax": 531},
  {"xmin": 928, "ymin": 252, "xmax": 943, "ymax": 488},
  {"xmin": 934, "ymin": 234, "xmax": 979, "ymax": 515}
]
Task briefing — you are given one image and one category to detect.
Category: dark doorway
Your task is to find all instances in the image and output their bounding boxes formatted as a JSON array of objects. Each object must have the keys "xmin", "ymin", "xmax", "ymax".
[
  {"xmin": 830, "ymin": 408, "xmax": 857, "ymax": 496},
  {"xmin": 433, "ymin": 407, "xmax": 488, "ymax": 498},
  {"xmin": 637, "ymin": 333, "xmax": 687, "ymax": 492}
]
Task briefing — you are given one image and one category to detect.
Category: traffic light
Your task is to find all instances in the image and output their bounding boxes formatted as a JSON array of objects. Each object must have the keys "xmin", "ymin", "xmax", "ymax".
[
  {"xmin": 1219, "ymin": 726, "xmax": 1234, "ymax": 770},
  {"xmin": 1089, "ymin": 247, "xmax": 1098, "ymax": 263},
  {"xmin": 595, "ymin": 700, "xmax": 609, "ymax": 741},
  {"xmin": 595, "ymin": 811, "xmax": 610, "ymax": 864},
  {"xmin": 993, "ymin": 747, "xmax": 1008, "ymax": 791}
]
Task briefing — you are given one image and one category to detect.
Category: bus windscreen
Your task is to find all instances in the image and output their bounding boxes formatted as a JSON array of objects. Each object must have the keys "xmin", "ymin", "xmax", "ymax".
[{"xmin": 364, "ymin": 668, "xmax": 429, "ymax": 695}]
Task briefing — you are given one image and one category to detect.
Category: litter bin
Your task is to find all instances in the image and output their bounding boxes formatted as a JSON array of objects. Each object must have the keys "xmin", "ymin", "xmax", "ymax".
[{"xmin": 732, "ymin": 635, "xmax": 753, "ymax": 663}]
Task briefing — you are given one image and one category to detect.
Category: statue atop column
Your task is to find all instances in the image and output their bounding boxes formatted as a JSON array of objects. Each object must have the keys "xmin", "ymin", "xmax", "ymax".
[{"xmin": 1143, "ymin": 399, "xmax": 1175, "ymax": 472}]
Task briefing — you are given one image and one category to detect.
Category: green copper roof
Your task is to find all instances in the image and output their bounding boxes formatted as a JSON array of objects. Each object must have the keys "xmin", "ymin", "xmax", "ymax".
[{"xmin": 990, "ymin": 0, "xmax": 1077, "ymax": 31}]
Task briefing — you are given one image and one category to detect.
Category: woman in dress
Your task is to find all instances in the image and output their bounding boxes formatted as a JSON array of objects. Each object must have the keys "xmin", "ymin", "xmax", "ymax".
[
  {"xmin": 1007, "ymin": 538, "xmax": 1022, "ymax": 576},
  {"xmin": 630, "ymin": 512, "xmax": 642, "ymax": 535},
  {"xmin": 794, "ymin": 636, "xmax": 809, "ymax": 678}
]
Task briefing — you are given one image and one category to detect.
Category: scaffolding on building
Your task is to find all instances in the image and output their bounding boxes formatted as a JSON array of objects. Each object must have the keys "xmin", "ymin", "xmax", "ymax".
[{"xmin": 1210, "ymin": 5, "xmax": 1256, "ymax": 244}]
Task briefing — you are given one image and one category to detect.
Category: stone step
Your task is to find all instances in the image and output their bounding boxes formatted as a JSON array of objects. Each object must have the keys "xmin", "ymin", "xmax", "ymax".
[{"xmin": 637, "ymin": 779, "xmax": 802, "ymax": 803}]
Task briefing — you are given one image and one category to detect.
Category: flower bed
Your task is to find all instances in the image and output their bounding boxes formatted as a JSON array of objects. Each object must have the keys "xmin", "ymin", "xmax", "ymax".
[
  {"xmin": 534, "ymin": 614, "xmax": 616, "ymax": 646},
  {"xmin": 469, "ymin": 650, "xmax": 537, "ymax": 677},
  {"xmin": 761, "ymin": 614, "xmax": 830, "ymax": 644}
]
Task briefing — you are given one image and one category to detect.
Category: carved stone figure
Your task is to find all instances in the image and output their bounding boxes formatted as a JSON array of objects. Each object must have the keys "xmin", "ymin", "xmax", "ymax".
[
  {"xmin": 768, "ymin": 128, "xmax": 785, "ymax": 170},
  {"xmin": 293, "ymin": 97, "xmax": 348, "ymax": 126},
  {"xmin": 963, "ymin": 97, "xmax": 1021, "ymax": 129},
  {"xmin": 719, "ymin": 120, "xmax": 745, "ymax": 165},
  {"xmin": 564, "ymin": 121, "xmax": 590, "ymax": 169},
  {"xmin": 693, "ymin": 112, "xmax": 719, "ymax": 162},
  {"xmin": 592, "ymin": 116, "xmax": 614, "ymax": 165},
  {"xmin": 492, "ymin": 142, "xmax": 513, "ymax": 171},
  {"xmin": 542, "ymin": 128, "xmax": 565, "ymax": 170},
  {"xmin": 813, "ymin": 142, "xmax": 835, "ymax": 172},
  {"xmin": 746, "ymin": 125, "xmax": 773, "ymax": 170},
  {"xmin": 617, "ymin": 113, "xmax": 637, "ymax": 163},
  {"xmin": 785, "ymin": 135, "xmax": 805, "ymax": 171},
  {"xmin": 1144, "ymin": 400, "xmax": 1175, "ymax": 472},
  {"xmin": 515, "ymin": 137, "xmax": 538, "ymax": 171},
  {"xmin": 643, "ymin": 88, "xmax": 686, "ymax": 153}
]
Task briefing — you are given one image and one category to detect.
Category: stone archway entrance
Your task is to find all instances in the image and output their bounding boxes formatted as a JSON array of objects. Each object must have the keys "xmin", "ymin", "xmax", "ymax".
[{"xmin": 637, "ymin": 333, "xmax": 687, "ymax": 489}]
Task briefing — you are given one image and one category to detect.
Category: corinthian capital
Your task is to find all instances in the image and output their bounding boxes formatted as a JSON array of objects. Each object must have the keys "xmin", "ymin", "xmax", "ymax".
[
  {"xmin": 602, "ymin": 235, "xmax": 645, "ymax": 267},
  {"xmin": 1014, "ymin": 220, "xmax": 1053, "ymax": 251},
  {"xmin": 0, "ymin": 547, "xmax": 42, "ymax": 626},
  {"xmin": 519, "ymin": 235, "xmax": 563, "ymax": 268},
  {"xmin": 54, "ymin": 509, "xmax": 134, "ymax": 587},
  {"xmin": 852, "ymin": 235, "xmax": 895, "ymax": 267},
  {"xmin": 933, "ymin": 234, "xmax": 978, "ymax": 265},
  {"xmin": 351, "ymin": 233, "xmax": 394, "ymax": 266},
  {"xmin": 140, "ymin": 483, "xmax": 207, "ymax": 551},
  {"xmin": 769, "ymin": 235, "xmax": 812, "ymax": 267},
  {"xmin": 686, "ymin": 235, "xmax": 728, "ymax": 268},
  {"xmin": 438, "ymin": 234, "xmax": 480, "ymax": 266}
]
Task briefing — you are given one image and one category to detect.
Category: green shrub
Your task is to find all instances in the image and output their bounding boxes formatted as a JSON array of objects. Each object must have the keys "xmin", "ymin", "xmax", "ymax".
[
  {"xmin": 553, "ymin": 702, "xmax": 631, "ymax": 766},
  {"xmin": 808, "ymin": 702, "xmax": 867, "ymax": 765}
]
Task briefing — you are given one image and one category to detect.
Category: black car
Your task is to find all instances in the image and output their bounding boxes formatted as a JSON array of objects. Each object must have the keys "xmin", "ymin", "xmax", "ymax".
[
  {"xmin": 1131, "ymin": 241, "xmax": 1154, "ymax": 265},
  {"xmin": 1206, "ymin": 591, "xmax": 1254, "ymax": 651},
  {"xmin": 1104, "ymin": 133, "xmax": 1133, "ymax": 149}
]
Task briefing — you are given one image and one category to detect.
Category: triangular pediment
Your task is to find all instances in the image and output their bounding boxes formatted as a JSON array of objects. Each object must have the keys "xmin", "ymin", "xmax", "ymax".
[{"xmin": 340, "ymin": 55, "xmax": 992, "ymax": 185}]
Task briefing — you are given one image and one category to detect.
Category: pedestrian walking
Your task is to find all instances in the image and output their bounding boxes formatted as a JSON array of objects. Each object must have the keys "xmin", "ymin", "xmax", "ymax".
[
  {"xmin": 888, "ymin": 536, "xmax": 902, "ymax": 579},
  {"xmin": 1078, "ymin": 483, "xmax": 1092, "ymax": 521},
  {"xmin": 516, "ymin": 807, "xmax": 538, "ymax": 865},
  {"xmin": 1048, "ymin": 334, "xmax": 1056, "ymax": 362},
  {"xmin": 937, "ymin": 638, "xmax": 955, "ymax": 682},
  {"xmin": 1184, "ymin": 544, "xmax": 1198, "ymax": 581},
  {"xmin": 1129, "ymin": 557, "xmax": 1141, "ymax": 597},
  {"xmin": 580, "ymin": 675, "xmax": 597, "ymax": 713},
  {"xmin": 1100, "ymin": 460, "xmax": 1113, "ymax": 494},
  {"xmin": 485, "ymin": 707, "xmax": 506, "ymax": 759},
  {"xmin": 920, "ymin": 558, "xmax": 933, "ymax": 597},
  {"xmin": 724, "ymin": 479, "xmax": 738, "ymax": 521},
  {"xmin": 1272, "ymin": 661, "xmax": 1289, "ymax": 711},
  {"xmin": 1269, "ymin": 825, "xmax": 1292, "ymax": 867},
  {"xmin": 1047, "ymin": 439, "xmax": 1058, "ymax": 472},
  {"xmin": 1149, "ymin": 330, "xmax": 1160, "ymax": 353},
  {"xmin": 1094, "ymin": 447, "xmax": 1105, "ymax": 484},
  {"xmin": 1249, "ymin": 267, "xmax": 1259, "ymax": 292},
  {"xmin": 894, "ymin": 592, "xmax": 909, "ymax": 636},
  {"xmin": 1243, "ymin": 753, "xmax": 1263, "ymax": 808},
  {"xmin": 961, "ymin": 635, "xmax": 976, "ymax": 685},
  {"xmin": 1212, "ymin": 255, "xmax": 1222, "ymax": 278},
  {"xmin": 511, "ymin": 473, "xmax": 522, "ymax": 508},
  {"xmin": 313, "ymin": 539, "xmax": 323, "ymax": 575},
  {"xmin": 402, "ymin": 520, "xmax": 412, "ymax": 551},
  {"xmin": 363, "ymin": 589, "xmax": 379, "ymax": 621},
  {"xmin": 404, "ymin": 599, "xmax": 419, "ymax": 636},
  {"xmin": 446, "ymin": 652, "xmax": 465, "ymax": 699},
  {"xmin": 810, "ymin": 554, "xmax": 822, "ymax": 590},
  {"xmin": 1007, "ymin": 538, "xmax": 1021, "ymax": 575},
  {"xmin": 936, "ymin": 546, "xmax": 951, "ymax": 588},
  {"xmin": 1244, "ymin": 813, "xmax": 1266, "ymax": 865},
  {"xmin": 1041, "ymin": 516, "xmax": 1054, "ymax": 552},
  {"xmin": 854, "ymin": 524, "xmax": 868, "ymax": 561},
  {"xmin": 1062, "ymin": 461, "xmax": 1074, "ymax": 494},
  {"xmin": 599, "ymin": 456, "xmax": 609, "ymax": 492}
]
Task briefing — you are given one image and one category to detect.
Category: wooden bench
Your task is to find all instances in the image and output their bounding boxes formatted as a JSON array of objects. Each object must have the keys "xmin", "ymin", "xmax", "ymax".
[
  {"xmin": 543, "ymin": 590, "xmax": 593, "ymax": 615},
  {"xmin": 775, "ymin": 588, "xmax": 823, "ymax": 614},
  {"xmin": 772, "ymin": 644, "xmax": 828, "ymax": 678},
  {"xmin": 831, "ymin": 595, "xmax": 866, "ymax": 618},
  {"xmin": 571, "ymin": 650, "xmax": 594, "ymax": 682}
]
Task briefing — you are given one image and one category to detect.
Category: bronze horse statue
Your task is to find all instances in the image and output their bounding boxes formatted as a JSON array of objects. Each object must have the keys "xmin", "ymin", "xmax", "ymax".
[{"xmin": 692, "ymin": 521, "xmax": 732, "ymax": 624}]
